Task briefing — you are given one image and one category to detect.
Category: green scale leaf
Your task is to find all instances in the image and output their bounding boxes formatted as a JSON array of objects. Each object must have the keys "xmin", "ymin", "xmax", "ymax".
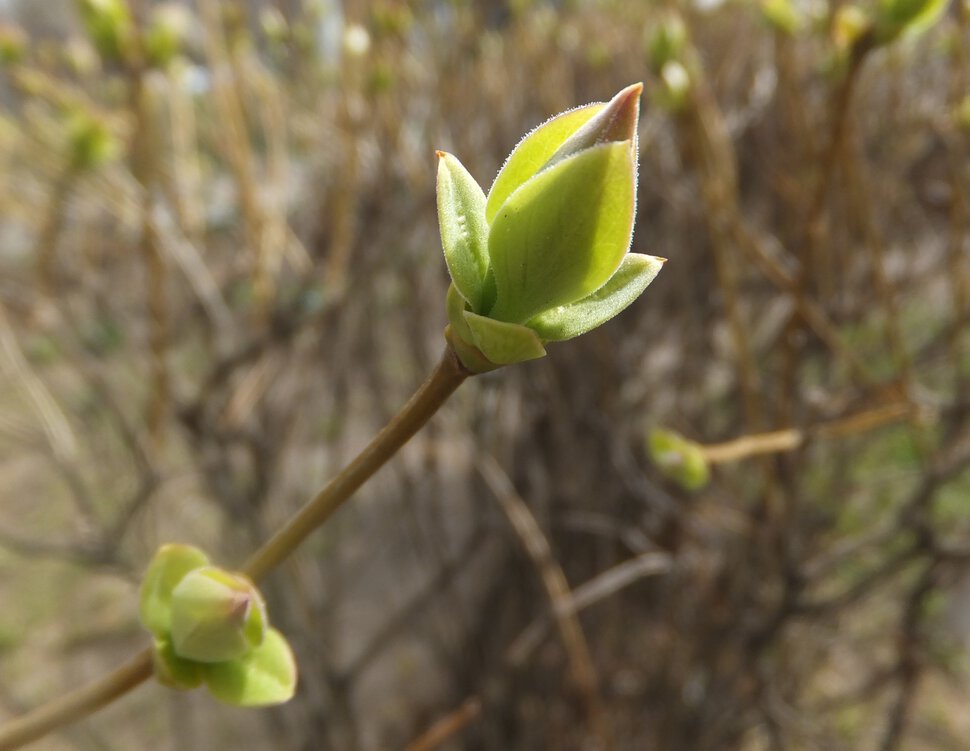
[
  {"xmin": 203, "ymin": 628, "xmax": 298, "ymax": 707},
  {"xmin": 139, "ymin": 544, "xmax": 210, "ymax": 638},
  {"xmin": 463, "ymin": 311, "xmax": 546, "ymax": 365},
  {"xmin": 528, "ymin": 254, "xmax": 664, "ymax": 342},
  {"xmin": 486, "ymin": 141, "xmax": 636, "ymax": 325},
  {"xmin": 436, "ymin": 152, "xmax": 489, "ymax": 311}
]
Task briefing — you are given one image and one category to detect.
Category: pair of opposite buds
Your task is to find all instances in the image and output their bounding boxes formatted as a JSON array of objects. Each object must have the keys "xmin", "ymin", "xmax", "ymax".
[{"xmin": 140, "ymin": 83, "xmax": 663, "ymax": 706}]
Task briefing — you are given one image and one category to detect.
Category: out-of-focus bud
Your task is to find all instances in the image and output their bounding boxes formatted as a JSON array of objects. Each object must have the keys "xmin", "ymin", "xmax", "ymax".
[
  {"xmin": 436, "ymin": 84, "xmax": 663, "ymax": 371},
  {"xmin": 370, "ymin": 1, "xmax": 414, "ymax": 38},
  {"xmin": 955, "ymin": 94, "xmax": 970, "ymax": 134},
  {"xmin": 647, "ymin": 428, "xmax": 711, "ymax": 492},
  {"xmin": 833, "ymin": 5, "xmax": 872, "ymax": 56},
  {"xmin": 66, "ymin": 111, "xmax": 119, "ymax": 170},
  {"xmin": 343, "ymin": 23, "xmax": 371, "ymax": 58},
  {"xmin": 760, "ymin": 0, "xmax": 801, "ymax": 35},
  {"xmin": 76, "ymin": 0, "xmax": 133, "ymax": 64},
  {"xmin": 260, "ymin": 7, "xmax": 289, "ymax": 46},
  {"xmin": 0, "ymin": 24, "xmax": 26, "ymax": 66},
  {"xmin": 646, "ymin": 14, "xmax": 687, "ymax": 74},
  {"xmin": 145, "ymin": 2, "xmax": 193, "ymax": 70},
  {"xmin": 169, "ymin": 567, "xmax": 267, "ymax": 664},
  {"xmin": 873, "ymin": 0, "xmax": 949, "ymax": 45},
  {"xmin": 654, "ymin": 60, "xmax": 691, "ymax": 112},
  {"xmin": 64, "ymin": 38, "xmax": 100, "ymax": 77}
]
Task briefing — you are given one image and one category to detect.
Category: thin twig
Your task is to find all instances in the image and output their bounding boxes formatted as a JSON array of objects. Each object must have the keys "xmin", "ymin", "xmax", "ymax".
[
  {"xmin": 477, "ymin": 454, "xmax": 613, "ymax": 751},
  {"xmin": 404, "ymin": 697, "xmax": 482, "ymax": 751}
]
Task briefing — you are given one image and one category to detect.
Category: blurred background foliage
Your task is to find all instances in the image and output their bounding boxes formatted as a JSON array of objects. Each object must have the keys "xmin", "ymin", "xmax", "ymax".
[{"xmin": 0, "ymin": 0, "xmax": 968, "ymax": 749}]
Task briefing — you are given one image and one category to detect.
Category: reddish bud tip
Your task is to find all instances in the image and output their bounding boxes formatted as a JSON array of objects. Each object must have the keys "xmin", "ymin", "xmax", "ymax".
[{"xmin": 543, "ymin": 83, "xmax": 643, "ymax": 170}]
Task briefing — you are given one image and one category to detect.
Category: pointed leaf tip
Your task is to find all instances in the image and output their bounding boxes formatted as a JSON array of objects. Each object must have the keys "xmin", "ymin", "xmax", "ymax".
[{"xmin": 542, "ymin": 83, "xmax": 643, "ymax": 170}]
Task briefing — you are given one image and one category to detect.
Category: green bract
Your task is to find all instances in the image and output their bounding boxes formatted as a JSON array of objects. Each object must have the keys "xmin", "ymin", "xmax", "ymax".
[
  {"xmin": 138, "ymin": 544, "xmax": 297, "ymax": 707},
  {"xmin": 437, "ymin": 83, "xmax": 664, "ymax": 372}
]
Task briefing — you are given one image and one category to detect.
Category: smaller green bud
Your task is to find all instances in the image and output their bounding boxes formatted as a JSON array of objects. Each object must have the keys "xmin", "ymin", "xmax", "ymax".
[
  {"xmin": 169, "ymin": 567, "xmax": 267, "ymax": 663},
  {"xmin": 646, "ymin": 14, "xmax": 687, "ymax": 74},
  {"xmin": 647, "ymin": 428, "xmax": 710, "ymax": 492}
]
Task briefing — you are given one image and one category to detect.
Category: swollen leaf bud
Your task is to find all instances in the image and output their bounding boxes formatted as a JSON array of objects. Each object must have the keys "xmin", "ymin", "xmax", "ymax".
[{"xmin": 436, "ymin": 84, "xmax": 661, "ymax": 372}]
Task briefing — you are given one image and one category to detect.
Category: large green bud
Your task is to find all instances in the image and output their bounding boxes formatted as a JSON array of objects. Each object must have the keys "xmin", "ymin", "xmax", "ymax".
[{"xmin": 436, "ymin": 84, "xmax": 664, "ymax": 372}]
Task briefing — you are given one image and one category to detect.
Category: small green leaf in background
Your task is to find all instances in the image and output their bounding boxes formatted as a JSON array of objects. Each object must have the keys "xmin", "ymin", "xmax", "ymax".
[
  {"xmin": 436, "ymin": 151, "xmax": 490, "ymax": 311},
  {"xmin": 139, "ymin": 543, "xmax": 210, "ymax": 638},
  {"xmin": 528, "ymin": 254, "xmax": 664, "ymax": 342},
  {"xmin": 647, "ymin": 428, "xmax": 711, "ymax": 492},
  {"xmin": 203, "ymin": 628, "xmax": 298, "ymax": 707}
]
